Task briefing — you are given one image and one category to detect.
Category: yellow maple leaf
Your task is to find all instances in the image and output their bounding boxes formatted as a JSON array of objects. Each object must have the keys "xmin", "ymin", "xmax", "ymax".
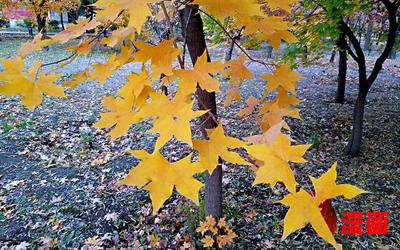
[
  {"xmin": 53, "ymin": 19, "xmax": 100, "ymax": 44},
  {"xmin": 275, "ymin": 86, "xmax": 301, "ymax": 108},
  {"xmin": 223, "ymin": 54, "xmax": 253, "ymax": 85},
  {"xmin": 193, "ymin": 124, "xmax": 249, "ymax": 174},
  {"xmin": 173, "ymin": 51, "xmax": 224, "ymax": 95},
  {"xmin": 149, "ymin": 97, "xmax": 207, "ymax": 150},
  {"xmin": 202, "ymin": 235, "xmax": 214, "ymax": 248},
  {"xmin": 279, "ymin": 189, "xmax": 340, "ymax": 248},
  {"xmin": 224, "ymin": 228, "xmax": 238, "ymax": 245},
  {"xmin": 149, "ymin": 234, "xmax": 160, "ymax": 248},
  {"xmin": 224, "ymin": 86, "xmax": 241, "ymax": 107},
  {"xmin": 102, "ymin": 27, "xmax": 136, "ymax": 47},
  {"xmin": 196, "ymin": 221, "xmax": 209, "ymax": 235},
  {"xmin": 217, "ymin": 217, "xmax": 227, "ymax": 229},
  {"xmin": 206, "ymin": 215, "xmax": 216, "ymax": 227},
  {"xmin": 88, "ymin": 54, "xmax": 120, "ymax": 84},
  {"xmin": 116, "ymin": 45, "xmax": 135, "ymax": 65},
  {"xmin": 245, "ymin": 144, "xmax": 297, "ymax": 192},
  {"xmin": 258, "ymin": 102, "xmax": 300, "ymax": 131},
  {"xmin": 95, "ymin": 0, "xmax": 158, "ymax": 33},
  {"xmin": 278, "ymin": 163, "xmax": 365, "ymax": 249},
  {"xmin": 269, "ymin": 132, "xmax": 311, "ymax": 164},
  {"xmin": 63, "ymin": 69, "xmax": 90, "ymax": 88},
  {"xmin": 263, "ymin": 30, "xmax": 298, "ymax": 50},
  {"xmin": 245, "ymin": 132, "xmax": 310, "ymax": 192},
  {"xmin": 118, "ymin": 69, "xmax": 152, "ymax": 100},
  {"xmin": 134, "ymin": 39, "xmax": 180, "ymax": 78},
  {"xmin": 0, "ymin": 57, "xmax": 25, "ymax": 82},
  {"xmin": 0, "ymin": 59, "xmax": 65, "ymax": 110},
  {"xmin": 193, "ymin": 0, "xmax": 263, "ymax": 23},
  {"xmin": 18, "ymin": 33, "xmax": 54, "ymax": 57},
  {"xmin": 310, "ymin": 162, "xmax": 367, "ymax": 205},
  {"xmin": 261, "ymin": 64, "xmax": 303, "ymax": 94},
  {"xmin": 118, "ymin": 150, "xmax": 204, "ymax": 213},
  {"xmin": 238, "ymin": 96, "xmax": 260, "ymax": 117},
  {"xmin": 93, "ymin": 95, "xmax": 141, "ymax": 140},
  {"xmin": 244, "ymin": 122, "xmax": 284, "ymax": 146},
  {"xmin": 67, "ymin": 39, "xmax": 94, "ymax": 55},
  {"xmin": 240, "ymin": 16, "xmax": 288, "ymax": 38}
]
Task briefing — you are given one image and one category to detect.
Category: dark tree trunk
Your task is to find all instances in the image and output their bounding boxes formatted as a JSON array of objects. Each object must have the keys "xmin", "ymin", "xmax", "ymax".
[
  {"xmin": 225, "ymin": 28, "xmax": 243, "ymax": 61},
  {"xmin": 389, "ymin": 16, "xmax": 400, "ymax": 59},
  {"xmin": 225, "ymin": 38, "xmax": 235, "ymax": 61},
  {"xmin": 364, "ymin": 16, "xmax": 373, "ymax": 53},
  {"xmin": 340, "ymin": 1, "xmax": 398, "ymax": 156},
  {"xmin": 36, "ymin": 15, "xmax": 47, "ymax": 37},
  {"xmin": 390, "ymin": 47, "xmax": 398, "ymax": 59},
  {"xmin": 329, "ymin": 49, "xmax": 336, "ymax": 63},
  {"xmin": 60, "ymin": 12, "xmax": 65, "ymax": 30},
  {"xmin": 28, "ymin": 27, "xmax": 34, "ymax": 37},
  {"xmin": 266, "ymin": 45, "xmax": 273, "ymax": 59},
  {"xmin": 335, "ymin": 32, "xmax": 347, "ymax": 103},
  {"xmin": 346, "ymin": 87, "xmax": 368, "ymax": 156},
  {"xmin": 179, "ymin": 6, "xmax": 222, "ymax": 219}
]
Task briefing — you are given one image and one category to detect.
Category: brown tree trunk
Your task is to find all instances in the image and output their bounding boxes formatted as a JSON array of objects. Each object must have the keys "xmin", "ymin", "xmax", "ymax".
[
  {"xmin": 335, "ymin": 31, "xmax": 347, "ymax": 103},
  {"xmin": 179, "ymin": 6, "xmax": 222, "ymax": 219}
]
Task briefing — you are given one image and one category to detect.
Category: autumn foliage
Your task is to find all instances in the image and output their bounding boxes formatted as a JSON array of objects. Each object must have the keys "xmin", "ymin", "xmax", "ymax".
[{"xmin": 0, "ymin": 0, "xmax": 366, "ymax": 248}]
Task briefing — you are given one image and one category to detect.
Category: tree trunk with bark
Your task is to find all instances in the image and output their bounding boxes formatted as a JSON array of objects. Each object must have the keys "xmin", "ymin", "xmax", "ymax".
[
  {"xmin": 346, "ymin": 86, "xmax": 368, "ymax": 156},
  {"xmin": 225, "ymin": 28, "xmax": 243, "ymax": 61},
  {"xmin": 266, "ymin": 45, "xmax": 273, "ymax": 59},
  {"xmin": 179, "ymin": 6, "xmax": 222, "ymax": 219},
  {"xmin": 364, "ymin": 15, "xmax": 373, "ymax": 53},
  {"xmin": 60, "ymin": 12, "xmax": 65, "ymax": 30},
  {"xmin": 341, "ymin": 0, "xmax": 399, "ymax": 156},
  {"xmin": 36, "ymin": 14, "xmax": 47, "ymax": 37},
  {"xmin": 28, "ymin": 27, "xmax": 34, "ymax": 37},
  {"xmin": 389, "ymin": 16, "xmax": 400, "ymax": 59},
  {"xmin": 335, "ymin": 31, "xmax": 347, "ymax": 103},
  {"xmin": 329, "ymin": 49, "xmax": 336, "ymax": 63}
]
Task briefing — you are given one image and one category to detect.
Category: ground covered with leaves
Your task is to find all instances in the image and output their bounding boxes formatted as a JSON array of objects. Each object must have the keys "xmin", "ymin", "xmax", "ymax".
[{"xmin": 0, "ymin": 39, "xmax": 399, "ymax": 249}]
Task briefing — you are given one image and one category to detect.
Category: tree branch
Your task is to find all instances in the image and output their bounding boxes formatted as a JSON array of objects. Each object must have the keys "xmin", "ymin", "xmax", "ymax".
[
  {"xmin": 367, "ymin": 0, "xmax": 399, "ymax": 86},
  {"xmin": 159, "ymin": 1, "xmax": 185, "ymax": 69},
  {"xmin": 179, "ymin": 2, "xmax": 275, "ymax": 68},
  {"xmin": 339, "ymin": 19, "xmax": 367, "ymax": 83},
  {"xmin": 346, "ymin": 43, "xmax": 359, "ymax": 62}
]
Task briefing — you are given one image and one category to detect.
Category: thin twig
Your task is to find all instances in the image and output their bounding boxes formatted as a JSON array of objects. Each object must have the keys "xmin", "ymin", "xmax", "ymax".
[
  {"xmin": 182, "ymin": 7, "xmax": 193, "ymax": 67},
  {"xmin": 41, "ymin": 53, "xmax": 77, "ymax": 68},
  {"xmin": 160, "ymin": 1, "xmax": 185, "ymax": 69},
  {"xmin": 36, "ymin": 10, "xmax": 126, "ymax": 80},
  {"xmin": 195, "ymin": 93, "xmax": 219, "ymax": 125},
  {"xmin": 180, "ymin": 3, "xmax": 275, "ymax": 69}
]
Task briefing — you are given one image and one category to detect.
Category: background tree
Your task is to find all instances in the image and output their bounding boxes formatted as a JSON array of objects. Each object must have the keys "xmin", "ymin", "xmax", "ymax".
[
  {"xmin": 292, "ymin": 0, "xmax": 400, "ymax": 156},
  {"xmin": 51, "ymin": 0, "xmax": 81, "ymax": 30},
  {"xmin": 0, "ymin": 0, "xmax": 80, "ymax": 34}
]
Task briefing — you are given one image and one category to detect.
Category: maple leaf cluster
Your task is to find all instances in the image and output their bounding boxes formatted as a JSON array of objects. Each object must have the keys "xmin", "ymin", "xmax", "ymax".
[
  {"xmin": 0, "ymin": 0, "xmax": 366, "ymax": 248},
  {"xmin": 196, "ymin": 216, "xmax": 237, "ymax": 248}
]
